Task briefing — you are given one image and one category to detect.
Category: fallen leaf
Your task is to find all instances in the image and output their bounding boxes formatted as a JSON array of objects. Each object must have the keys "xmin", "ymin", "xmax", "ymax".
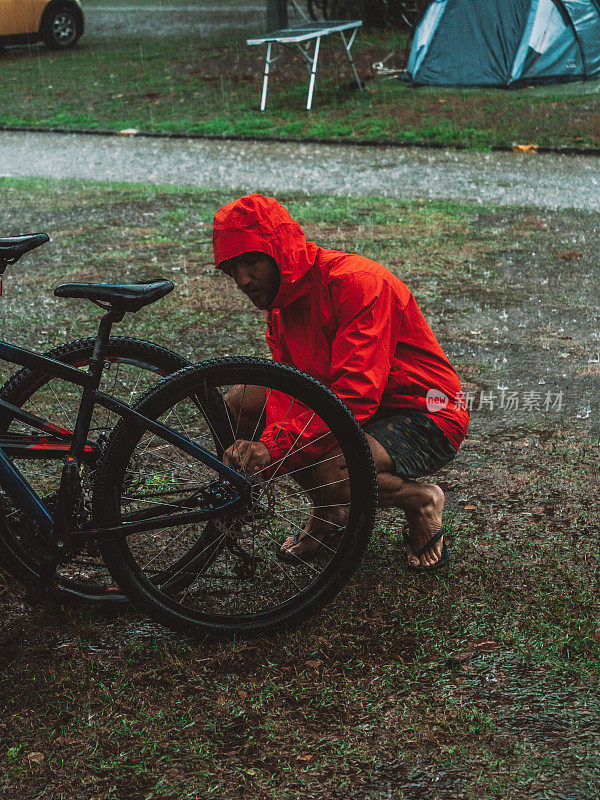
[
  {"xmin": 512, "ymin": 143, "xmax": 538, "ymax": 153},
  {"xmin": 298, "ymin": 754, "xmax": 313, "ymax": 762},
  {"xmin": 27, "ymin": 752, "xmax": 44, "ymax": 764},
  {"xmin": 553, "ymin": 249, "xmax": 583, "ymax": 260},
  {"xmin": 465, "ymin": 505, "xmax": 477, "ymax": 510},
  {"xmin": 446, "ymin": 649, "xmax": 476, "ymax": 666},
  {"xmin": 471, "ymin": 639, "xmax": 499, "ymax": 652},
  {"xmin": 56, "ymin": 736, "xmax": 77, "ymax": 745},
  {"xmin": 304, "ymin": 659, "xmax": 322, "ymax": 668}
]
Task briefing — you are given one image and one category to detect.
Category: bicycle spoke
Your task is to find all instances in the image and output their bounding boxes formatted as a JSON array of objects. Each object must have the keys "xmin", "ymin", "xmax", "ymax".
[
  {"xmin": 94, "ymin": 359, "xmax": 376, "ymax": 635},
  {"xmin": 271, "ymin": 510, "xmax": 339, "ymax": 554},
  {"xmin": 251, "ymin": 428, "xmax": 336, "ymax": 481}
]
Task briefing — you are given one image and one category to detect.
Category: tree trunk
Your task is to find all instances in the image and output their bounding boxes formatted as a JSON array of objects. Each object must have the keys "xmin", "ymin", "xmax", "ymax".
[{"xmin": 266, "ymin": 0, "xmax": 288, "ymax": 29}]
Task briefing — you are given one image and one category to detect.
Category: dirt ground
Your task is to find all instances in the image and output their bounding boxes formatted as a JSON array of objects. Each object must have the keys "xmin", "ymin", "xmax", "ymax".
[{"xmin": 0, "ymin": 182, "xmax": 598, "ymax": 799}]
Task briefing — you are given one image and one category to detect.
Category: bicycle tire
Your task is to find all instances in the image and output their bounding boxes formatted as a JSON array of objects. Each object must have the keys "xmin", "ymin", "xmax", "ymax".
[
  {"xmin": 0, "ymin": 336, "xmax": 190, "ymax": 603},
  {"xmin": 94, "ymin": 357, "xmax": 377, "ymax": 638}
]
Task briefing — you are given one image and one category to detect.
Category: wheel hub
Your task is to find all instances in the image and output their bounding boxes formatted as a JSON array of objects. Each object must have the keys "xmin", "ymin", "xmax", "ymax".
[{"xmin": 53, "ymin": 14, "xmax": 76, "ymax": 43}]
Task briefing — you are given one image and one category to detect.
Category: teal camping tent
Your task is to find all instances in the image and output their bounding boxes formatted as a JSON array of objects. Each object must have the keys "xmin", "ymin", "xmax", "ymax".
[{"xmin": 405, "ymin": 0, "xmax": 600, "ymax": 87}]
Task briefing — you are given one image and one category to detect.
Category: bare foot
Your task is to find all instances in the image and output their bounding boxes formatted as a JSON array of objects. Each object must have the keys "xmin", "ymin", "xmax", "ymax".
[
  {"xmin": 279, "ymin": 528, "xmax": 328, "ymax": 559},
  {"xmin": 279, "ymin": 500, "xmax": 349, "ymax": 559},
  {"xmin": 404, "ymin": 484, "xmax": 445, "ymax": 569}
]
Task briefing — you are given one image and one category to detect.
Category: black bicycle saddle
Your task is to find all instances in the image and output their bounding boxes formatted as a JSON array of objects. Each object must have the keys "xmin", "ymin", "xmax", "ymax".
[
  {"xmin": 0, "ymin": 233, "xmax": 50, "ymax": 265},
  {"xmin": 54, "ymin": 279, "xmax": 174, "ymax": 312}
]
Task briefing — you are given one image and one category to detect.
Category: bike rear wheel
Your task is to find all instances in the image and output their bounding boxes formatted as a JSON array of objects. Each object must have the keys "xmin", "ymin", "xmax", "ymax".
[
  {"xmin": 0, "ymin": 336, "xmax": 190, "ymax": 603},
  {"xmin": 94, "ymin": 357, "xmax": 377, "ymax": 638}
]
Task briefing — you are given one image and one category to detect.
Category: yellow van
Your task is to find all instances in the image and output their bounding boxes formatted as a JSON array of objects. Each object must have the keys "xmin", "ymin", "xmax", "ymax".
[{"xmin": 0, "ymin": 0, "xmax": 84, "ymax": 49}]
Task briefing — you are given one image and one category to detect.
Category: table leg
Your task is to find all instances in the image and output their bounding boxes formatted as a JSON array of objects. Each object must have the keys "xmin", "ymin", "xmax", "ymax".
[
  {"xmin": 260, "ymin": 42, "xmax": 272, "ymax": 112},
  {"xmin": 340, "ymin": 28, "xmax": 363, "ymax": 91},
  {"xmin": 306, "ymin": 35, "xmax": 321, "ymax": 110}
]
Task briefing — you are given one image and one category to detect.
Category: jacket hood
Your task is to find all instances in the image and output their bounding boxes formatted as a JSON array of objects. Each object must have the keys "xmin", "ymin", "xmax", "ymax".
[{"xmin": 213, "ymin": 194, "xmax": 318, "ymax": 309}]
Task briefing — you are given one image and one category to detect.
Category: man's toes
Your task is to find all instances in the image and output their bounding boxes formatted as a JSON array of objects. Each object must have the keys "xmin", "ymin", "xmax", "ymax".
[{"xmin": 421, "ymin": 543, "xmax": 442, "ymax": 567}]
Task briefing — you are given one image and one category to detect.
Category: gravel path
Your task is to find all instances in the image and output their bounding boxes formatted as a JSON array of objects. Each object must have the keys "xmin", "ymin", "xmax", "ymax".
[
  {"xmin": 0, "ymin": 130, "xmax": 599, "ymax": 209},
  {"xmin": 83, "ymin": 1, "xmax": 267, "ymax": 38}
]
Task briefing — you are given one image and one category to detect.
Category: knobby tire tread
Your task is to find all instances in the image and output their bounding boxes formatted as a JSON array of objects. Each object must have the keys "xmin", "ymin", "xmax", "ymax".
[{"xmin": 94, "ymin": 357, "xmax": 377, "ymax": 638}]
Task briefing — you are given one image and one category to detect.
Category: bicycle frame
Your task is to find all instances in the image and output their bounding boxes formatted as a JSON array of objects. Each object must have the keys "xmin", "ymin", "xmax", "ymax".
[{"xmin": 0, "ymin": 327, "xmax": 251, "ymax": 554}]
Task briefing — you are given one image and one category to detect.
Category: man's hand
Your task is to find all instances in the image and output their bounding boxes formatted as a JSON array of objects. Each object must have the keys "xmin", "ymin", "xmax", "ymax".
[{"xmin": 223, "ymin": 440, "xmax": 272, "ymax": 475}]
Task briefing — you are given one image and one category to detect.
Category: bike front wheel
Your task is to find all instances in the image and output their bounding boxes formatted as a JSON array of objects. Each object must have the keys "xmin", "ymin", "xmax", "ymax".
[{"xmin": 94, "ymin": 357, "xmax": 377, "ymax": 638}]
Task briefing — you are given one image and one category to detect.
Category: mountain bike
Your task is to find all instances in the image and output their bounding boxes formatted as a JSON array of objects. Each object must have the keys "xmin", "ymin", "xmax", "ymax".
[
  {"xmin": 0, "ymin": 233, "xmax": 377, "ymax": 638},
  {"xmin": 0, "ymin": 234, "xmax": 191, "ymax": 605}
]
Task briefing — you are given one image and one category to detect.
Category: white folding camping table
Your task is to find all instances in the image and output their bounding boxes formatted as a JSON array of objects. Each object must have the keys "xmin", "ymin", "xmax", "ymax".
[{"xmin": 246, "ymin": 20, "xmax": 363, "ymax": 111}]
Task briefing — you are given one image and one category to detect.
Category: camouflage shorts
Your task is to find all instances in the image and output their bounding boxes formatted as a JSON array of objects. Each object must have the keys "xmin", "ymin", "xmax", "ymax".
[{"xmin": 363, "ymin": 409, "xmax": 457, "ymax": 479}]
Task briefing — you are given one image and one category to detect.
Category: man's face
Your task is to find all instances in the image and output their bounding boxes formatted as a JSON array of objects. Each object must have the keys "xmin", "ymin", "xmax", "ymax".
[{"xmin": 224, "ymin": 251, "xmax": 280, "ymax": 309}]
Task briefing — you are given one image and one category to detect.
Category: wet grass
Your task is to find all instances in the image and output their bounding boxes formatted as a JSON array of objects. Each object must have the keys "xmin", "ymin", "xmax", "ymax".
[
  {"xmin": 0, "ymin": 178, "xmax": 599, "ymax": 799},
  {"xmin": 0, "ymin": 24, "xmax": 599, "ymax": 149}
]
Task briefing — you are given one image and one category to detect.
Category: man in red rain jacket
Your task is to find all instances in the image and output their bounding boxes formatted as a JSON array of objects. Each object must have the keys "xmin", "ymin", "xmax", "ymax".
[{"xmin": 213, "ymin": 194, "xmax": 469, "ymax": 571}]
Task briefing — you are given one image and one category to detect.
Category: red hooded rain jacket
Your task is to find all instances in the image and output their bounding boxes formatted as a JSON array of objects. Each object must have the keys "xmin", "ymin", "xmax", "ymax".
[{"xmin": 213, "ymin": 195, "xmax": 469, "ymax": 468}]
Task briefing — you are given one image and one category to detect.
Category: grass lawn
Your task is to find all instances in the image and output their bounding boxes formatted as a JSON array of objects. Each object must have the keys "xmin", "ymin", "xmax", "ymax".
[
  {"xmin": 0, "ymin": 178, "xmax": 598, "ymax": 799},
  {"xmin": 1, "ymin": 14, "xmax": 599, "ymax": 149}
]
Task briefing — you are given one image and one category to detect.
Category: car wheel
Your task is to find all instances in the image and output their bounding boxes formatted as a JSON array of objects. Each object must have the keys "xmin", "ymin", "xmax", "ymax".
[{"xmin": 43, "ymin": 5, "xmax": 80, "ymax": 49}]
